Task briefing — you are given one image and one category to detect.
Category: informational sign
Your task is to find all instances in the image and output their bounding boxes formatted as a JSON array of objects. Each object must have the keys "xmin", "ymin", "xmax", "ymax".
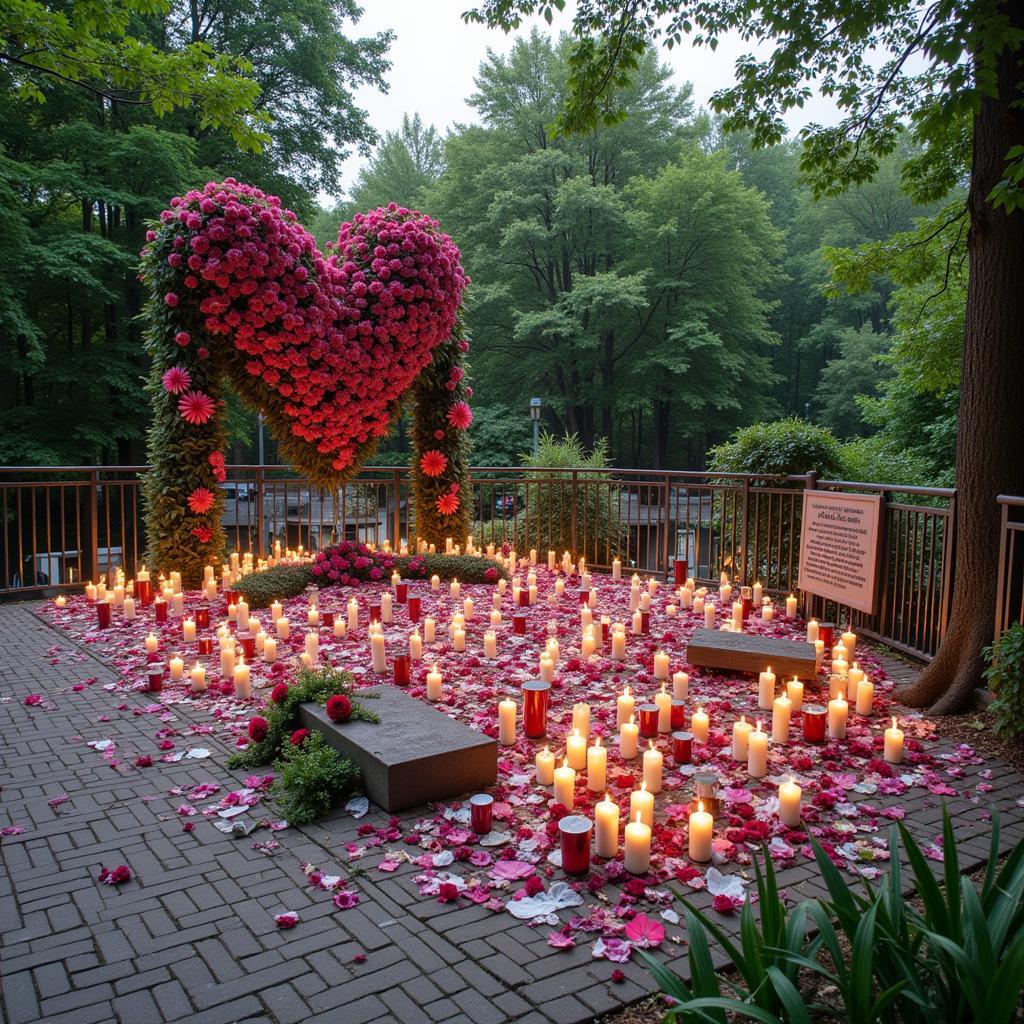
[{"xmin": 798, "ymin": 491, "xmax": 883, "ymax": 614}]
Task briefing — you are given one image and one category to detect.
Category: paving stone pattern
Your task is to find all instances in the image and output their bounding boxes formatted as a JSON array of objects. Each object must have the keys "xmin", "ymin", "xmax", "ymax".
[{"xmin": 1, "ymin": 603, "xmax": 1023, "ymax": 1024}]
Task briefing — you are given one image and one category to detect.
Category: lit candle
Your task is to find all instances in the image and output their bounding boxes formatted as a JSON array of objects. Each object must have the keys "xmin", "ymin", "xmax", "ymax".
[
  {"xmin": 171, "ymin": 592, "xmax": 184, "ymax": 617},
  {"xmin": 237, "ymin": 598, "xmax": 250, "ymax": 633},
  {"xmin": 145, "ymin": 632, "xmax": 159, "ymax": 654},
  {"xmin": 572, "ymin": 701, "xmax": 589, "ymax": 738},
  {"xmin": 228, "ymin": 602, "xmax": 237, "ymax": 623},
  {"xmin": 828, "ymin": 694, "xmax": 849, "ymax": 739},
  {"xmin": 762, "ymin": 601, "xmax": 775, "ymax": 622},
  {"xmin": 617, "ymin": 686, "xmax": 635, "ymax": 726},
  {"xmin": 555, "ymin": 578, "xmax": 565, "ymax": 597},
  {"xmin": 732, "ymin": 600, "xmax": 744, "ymax": 631},
  {"xmin": 55, "ymin": 595, "xmax": 67, "ymax": 608},
  {"xmin": 856, "ymin": 675, "xmax": 874, "ymax": 715},
  {"xmin": 452, "ymin": 627, "xmax": 466, "ymax": 653},
  {"xmin": 732, "ymin": 716, "xmax": 753, "ymax": 761},
  {"xmin": 409, "ymin": 629, "xmax": 423, "ymax": 662},
  {"xmin": 539, "ymin": 655, "xmax": 554, "ymax": 683},
  {"xmin": 426, "ymin": 663, "xmax": 443, "ymax": 701},
  {"xmin": 642, "ymin": 741, "xmax": 663, "ymax": 794},
  {"xmin": 498, "ymin": 697, "xmax": 517, "ymax": 746},
  {"xmin": 758, "ymin": 666, "xmax": 776, "ymax": 710},
  {"xmin": 263, "ymin": 637, "xmax": 277, "ymax": 663},
  {"xmin": 548, "ymin": 549, "xmax": 556, "ymax": 571},
  {"xmin": 748, "ymin": 721, "xmax": 768, "ymax": 778},
  {"xmin": 189, "ymin": 662, "xmax": 206, "ymax": 693},
  {"xmin": 424, "ymin": 616, "xmax": 436, "ymax": 643},
  {"xmin": 786, "ymin": 677, "xmax": 804, "ymax": 713},
  {"xmin": 720, "ymin": 582, "xmax": 732, "ymax": 605},
  {"xmin": 595, "ymin": 793, "xmax": 619, "ymax": 858},
  {"xmin": 691, "ymin": 706, "xmax": 709, "ymax": 743},
  {"xmin": 632, "ymin": 609, "xmax": 643, "ymax": 634},
  {"xmin": 304, "ymin": 632, "xmax": 318, "ymax": 666},
  {"xmin": 884, "ymin": 716, "xmax": 904, "ymax": 763},
  {"xmin": 566, "ymin": 728, "xmax": 587, "ymax": 770},
  {"xmin": 846, "ymin": 661, "xmax": 864, "ymax": 702},
  {"xmin": 233, "ymin": 657, "xmax": 250, "ymax": 699},
  {"xmin": 654, "ymin": 683, "xmax": 672, "ymax": 733},
  {"xmin": 183, "ymin": 618, "xmax": 196, "ymax": 642},
  {"xmin": 123, "ymin": 596, "xmax": 136, "ymax": 620},
  {"xmin": 672, "ymin": 671, "xmax": 689, "ymax": 700},
  {"xmin": 772, "ymin": 694, "xmax": 792, "ymax": 744},
  {"xmin": 653, "ymin": 650, "xmax": 669, "ymax": 680},
  {"xmin": 786, "ymin": 593, "xmax": 798, "ymax": 617},
  {"xmin": 612, "ymin": 557, "xmax": 621, "ymax": 580},
  {"xmin": 579, "ymin": 737, "xmax": 606, "ymax": 794},
  {"xmin": 753, "ymin": 581, "xmax": 763, "ymax": 606},
  {"xmin": 630, "ymin": 781, "xmax": 654, "ymax": 828},
  {"xmin": 347, "ymin": 598, "xmax": 359, "ymax": 632},
  {"xmin": 307, "ymin": 606, "xmax": 319, "ymax": 628},
  {"xmin": 688, "ymin": 800, "xmax": 713, "ymax": 862},
  {"xmin": 778, "ymin": 777, "xmax": 802, "ymax": 826},
  {"xmin": 450, "ymin": 578, "xmax": 460, "ymax": 601},
  {"xmin": 490, "ymin": 608, "xmax": 502, "ymax": 628},
  {"xmin": 806, "ymin": 618, "xmax": 819, "ymax": 643},
  {"xmin": 169, "ymin": 655, "xmax": 184, "ymax": 681},
  {"xmin": 553, "ymin": 760, "xmax": 575, "ymax": 809},
  {"xmin": 220, "ymin": 644, "xmax": 236, "ymax": 679},
  {"xmin": 611, "ymin": 627, "xmax": 627, "ymax": 660},
  {"xmin": 276, "ymin": 616, "xmax": 289, "ymax": 640},
  {"xmin": 536, "ymin": 745, "xmax": 555, "ymax": 785},
  {"xmin": 371, "ymin": 631, "xmax": 387, "ymax": 673},
  {"xmin": 483, "ymin": 629, "xmax": 497, "ymax": 659},
  {"xmin": 842, "ymin": 629, "xmax": 857, "ymax": 660},
  {"xmin": 619, "ymin": 714, "xmax": 639, "ymax": 759},
  {"xmin": 624, "ymin": 812, "xmax": 651, "ymax": 874},
  {"xmin": 693, "ymin": 594, "xmax": 705, "ymax": 614},
  {"xmin": 704, "ymin": 602, "xmax": 716, "ymax": 630}
]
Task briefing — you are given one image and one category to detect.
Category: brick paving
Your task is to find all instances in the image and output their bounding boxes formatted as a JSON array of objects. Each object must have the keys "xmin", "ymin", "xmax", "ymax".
[{"xmin": 1, "ymin": 603, "xmax": 1023, "ymax": 1024}]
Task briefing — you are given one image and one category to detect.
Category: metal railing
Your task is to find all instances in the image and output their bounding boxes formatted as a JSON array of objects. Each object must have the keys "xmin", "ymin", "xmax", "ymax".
[
  {"xmin": 995, "ymin": 495, "xmax": 1024, "ymax": 640},
  {"xmin": 0, "ymin": 463, "xmax": 973, "ymax": 660}
]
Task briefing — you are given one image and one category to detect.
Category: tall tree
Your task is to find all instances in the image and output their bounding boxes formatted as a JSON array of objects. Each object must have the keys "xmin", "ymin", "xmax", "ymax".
[
  {"xmin": 350, "ymin": 113, "xmax": 445, "ymax": 212},
  {"xmin": 468, "ymin": 0, "xmax": 1024, "ymax": 714}
]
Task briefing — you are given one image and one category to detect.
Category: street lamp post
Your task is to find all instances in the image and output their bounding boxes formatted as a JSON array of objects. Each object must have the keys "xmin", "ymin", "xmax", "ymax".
[{"xmin": 529, "ymin": 397, "xmax": 542, "ymax": 455}]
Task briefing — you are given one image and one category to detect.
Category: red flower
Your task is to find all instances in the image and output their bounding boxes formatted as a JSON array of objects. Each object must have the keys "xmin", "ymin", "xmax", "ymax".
[
  {"xmin": 162, "ymin": 366, "xmax": 191, "ymax": 394},
  {"xmin": 611, "ymin": 969, "xmax": 626, "ymax": 984},
  {"xmin": 436, "ymin": 492, "xmax": 460, "ymax": 516},
  {"xmin": 289, "ymin": 729, "xmax": 310, "ymax": 746},
  {"xmin": 419, "ymin": 449, "xmax": 448, "ymax": 477},
  {"xmin": 174, "ymin": 331, "xmax": 191, "ymax": 346},
  {"xmin": 178, "ymin": 390, "xmax": 215, "ymax": 425},
  {"xmin": 248, "ymin": 716, "xmax": 268, "ymax": 742},
  {"xmin": 187, "ymin": 487, "xmax": 215, "ymax": 514},
  {"xmin": 271, "ymin": 682, "xmax": 289, "ymax": 703},
  {"xmin": 191, "ymin": 525, "xmax": 212, "ymax": 543},
  {"xmin": 712, "ymin": 894, "xmax": 736, "ymax": 914},
  {"xmin": 446, "ymin": 401, "xmax": 473, "ymax": 430},
  {"xmin": 98, "ymin": 864, "xmax": 132, "ymax": 885},
  {"xmin": 326, "ymin": 694, "xmax": 352, "ymax": 722},
  {"xmin": 164, "ymin": 292, "xmax": 179, "ymax": 307},
  {"xmin": 437, "ymin": 883, "xmax": 459, "ymax": 903},
  {"xmin": 134, "ymin": 755, "xmax": 153, "ymax": 768},
  {"xmin": 523, "ymin": 875, "xmax": 544, "ymax": 896}
]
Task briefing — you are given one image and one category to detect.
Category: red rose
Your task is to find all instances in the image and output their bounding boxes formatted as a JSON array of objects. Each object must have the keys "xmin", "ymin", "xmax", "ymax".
[
  {"xmin": 134, "ymin": 755, "xmax": 153, "ymax": 768},
  {"xmin": 271, "ymin": 682, "xmax": 289, "ymax": 703},
  {"xmin": 523, "ymin": 876, "xmax": 544, "ymax": 896},
  {"xmin": 326, "ymin": 694, "xmax": 352, "ymax": 722},
  {"xmin": 712, "ymin": 894, "xmax": 736, "ymax": 914},
  {"xmin": 437, "ymin": 883, "xmax": 459, "ymax": 903},
  {"xmin": 289, "ymin": 729, "xmax": 310, "ymax": 746},
  {"xmin": 611, "ymin": 969, "xmax": 626, "ymax": 984},
  {"xmin": 248, "ymin": 716, "xmax": 268, "ymax": 742}
]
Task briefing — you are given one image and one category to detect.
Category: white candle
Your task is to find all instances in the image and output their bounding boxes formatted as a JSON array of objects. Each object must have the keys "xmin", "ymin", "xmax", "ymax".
[
  {"xmin": 233, "ymin": 657, "xmax": 250, "ymax": 699},
  {"xmin": 345, "ymin": 598, "xmax": 358, "ymax": 632},
  {"xmin": 653, "ymin": 650, "xmax": 669, "ymax": 680},
  {"xmin": 220, "ymin": 645, "xmax": 236, "ymax": 679},
  {"xmin": 624, "ymin": 812, "xmax": 651, "ymax": 874},
  {"xmin": 654, "ymin": 684, "xmax": 672, "ymax": 733},
  {"xmin": 642, "ymin": 742, "xmax": 663, "ymax": 794},
  {"xmin": 772, "ymin": 694, "xmax": 792, "ymax": 744},
  {"xmin": 237, "ymin": 599, "xmax": 250, "ymax": 633},
  {"xmin": 228, "ymin": 601, "xmax": 238, "ymax": 623},
  {"xmin": 452, "ymin": 627, "xmax": 466, "ymax": 653},
  {"xmin": 748, "ymin": 721, "xmax": 768, "ymax": 777},
  {"xmin": 409, "ymin": 629, "xmax": 423, "ymax": 662},
  {"xmin": 189, "ymin": 662, "xmax": 206, "ymax": 693},
  {"xmin": 171, "ymin": 592, "xmax": 184, "ymax": 617},
  {"xmin": 263, "ymin": 637, "xmax": 277, "ymax": 663},
  {"xmin": 617, "ymin": 686, "xmax": 635, "ymax": 727},
  {"xmin": 536, "ymin": 745, "xmax": 555, "ymax": 784},
  {"xmin": 786, "ymin": 594, "xmax": 798, "ymax": 617},
  {"xmin": 720, "ymin": 582, "xmax": 732, "ymax": 605},
  {"xmin": 305, "ymin": 631, "xmax": 318, "ymax": 666},
  {"xmin": 842, "ymin": 630, "xmax": 857, "ymax": 660},
  {"xmin": 612, "ymin": 558, "xmax": 621, "ymax": 580},
  {"xmin": 450, "ymin": 579, "xmax": 460, "ymax": 601},
  {"xmin": 691, "ymin": 706, "xmax": 709, "ymax": 743},
  {"xmin": 539, "ymin": 655, "xmax": 554, "ymax": 683},
  {"xmin": 169, "ymin": 655, "xmax": 184, "ymax": 681},
  {"xmin": 693, "ymin": 594, "xmax": 705, "ymax": 614},
  {"xmin": 704, "ymin": 602, "xmax": 716, "ymax": 630},
  {"xmin": 884, "ymin": 716, "xmax": 904, "ymax": 763},
  {"xmin": 572, "ymin": 701, "xmax": 590, "ymax": 738},
  {"xmin": 732, "ymin": 716, "xmax": 753, "ymax": 761},
  {"xmin": 548, "ymin": 549, "xmax": 556, "ymax": 571},
  {"xmin": 55, "ymin": 595, "xmax": 67, "ymax": 608},
  {"xmin": 688, "ymin": 800, "xmax": 713, "ymax": 862},
  {"xmin": 846, "ymin": 662, "xmax": 865, "ymax": 702},
  {"xmin": 778, "ymin": 777, "xmax": 802, "ymax": 826},
  {"xmin": 462, "ymin": 595, "xmax": 474, "ymax": 621},
  {"xmin": 672, "ymin": 671, "xmax": 689, "ymax": 700},
  {"xmin": 595, "ymin": 793, "xmax": 619, "ymax": 858},
  {"xmin": 498, "ymin": 697, "xmax": 516, "ymax": 746},
  {"xmin": 123, "ymin": 596, "xmax": 136, "ymax": 620},
  {"xmin": 490, "ymin": 609, "xmax": 502, "ymax": 629},
  {"xmin": 483, "ymin": 629, "xmax": 497, "ymax": 659},
  {"xmin": 611, "ymin": 628, "xmax": 627, "ymax": 660},
  {"xmin": 630, "ymin": 781, "xmax": 654, "ymax": 828},
  {"xmin": 371, "ymin": 632, "xmax": 387, "ymax": 673},
  {"xmin": 758, "ymin": 666, "xmax": 776, "ymax": 710},
  {"xmin": 632, "ymin": 609, "xmax": 643, "ymax": 634},
  {"xmin": 856, "ymin": 675, "xmax": 874, "ymax": 715},
  {"xmin": 828, "ymin": 695, "xmax": 848, "ymax": 739},
  {"xmin": 276, "ymin": 616, "xmax": 290, "ymax": 640},
  {"xmin": 762, "ymin": 602, "xmax": 774, "ymax": 622},
  {"xmin": 640, "ymin": 592, "xmax": 651, "ymax": 612},
  {"xmin": 629, "ymin": 584, "xmax": 640, "ymax": 612},
  {"xmin": 145, "ymin": 632, "xmax": 159, "ymax": 654},
  {"xmin": 553, "ymin": 761, "xmax": 575, "ymax": 809},
  {"xmin": 555, "ymin": 577, "xmax": 565, "ymax": 597},
  {"xmin": 786, "ymin": 677, "xmax": 804, "ymax": 713},
  {"xmin": 424, "ymin": 616, "xmax": 435, "ymax": 643},
  {"xmin": 732, "ymin": 600, "xmax": 744, "ymax": 631},
  {"xmin": 581, "ymin": 629, "xmax": 597, "ymax": 659},
  {"xmin": 619, "ymin": 715, "xmax": 639, "ymax": 759},
  {"xmin": 426, "ymin": 663, "xmax": 443, "ymax": 701},
  {"xmin": 806, "ymin": 618, "xmax": 819, "ymax": 643},
  {"xmin": 566, "ymin": 728, "xmax": 587, "ymax": 770},
  {"xmin": 587, "ymin": 736, "xmax": 608, "ymax": 792},
  {"xmin": 753, "ymin": 581, "xmax": 763, "ymax": 606}
]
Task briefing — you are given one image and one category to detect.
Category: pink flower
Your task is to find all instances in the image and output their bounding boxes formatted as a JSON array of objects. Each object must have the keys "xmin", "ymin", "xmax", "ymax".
[
  {"xmin": 187, "ymin": 486, "xmax": 215, "ymax": 514},
  {"xmin": 274, "ymin": 912, "xmax": 299, "ymax": 929},
  {"xmin": 333, "ymin": 890, "xmax": 359, "ymax": 909},
  {"xmin": 98, "ymin": 864, "xmax": 132, "ymax": 885},
  {"xmin": 164, "ymin": 292, "xmax": 179, "ymax": 307},
  {"xmin": 178, "ymin": 390, "xmax": 215, "ymax": 425},
  {"xmin": 446, "ymin": 401, "xmax": 472, "ymax": 430},
  {"xmin": 419, "ymin": 449, "xmax": 448, "ymax": 478}
]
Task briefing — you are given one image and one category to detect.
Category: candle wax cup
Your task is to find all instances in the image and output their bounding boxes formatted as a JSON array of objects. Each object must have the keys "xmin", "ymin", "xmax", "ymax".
[
  {"xmin": 672, "ymin": 731, "xmax": 693, "ymax": 764},
  {"xmin": 559, "ymin": 815, "xmax": 593, "ymax": 875},
  {"xmin": 469, "ymin": 794, "xmax": 493, "ymax": 835},
  {"xmin": 522, "ymin": 680, "xmax": 550, "ymax": 738},
  {"xmin": 637, "ymin": 704, "xmax": 660, "ymax": 739}
]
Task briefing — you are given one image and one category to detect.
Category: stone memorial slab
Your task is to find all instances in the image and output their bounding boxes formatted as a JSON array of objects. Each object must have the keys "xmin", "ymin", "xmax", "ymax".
[
  {"xmin": 686, "ymin": 628, "xmax": 818, "ymax": 680},
  {"xmin": 298, "ymin": 686, "xmax": 497, "ymax": 812}
]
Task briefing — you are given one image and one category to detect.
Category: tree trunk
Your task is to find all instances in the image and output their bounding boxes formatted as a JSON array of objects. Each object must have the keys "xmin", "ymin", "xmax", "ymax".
[{"xmin": 899, "ymin": 9, "xmax": 1024, "ymax": 713}]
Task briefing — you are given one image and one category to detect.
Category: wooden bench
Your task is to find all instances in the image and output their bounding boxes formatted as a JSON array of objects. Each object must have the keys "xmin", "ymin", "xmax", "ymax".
[
  {"xmin": 299, "ymin": 686, "xmax": 497, "ymax": 812},
  {"xmin": 686, "ymin": 628, "xmax": 818, "ymax": 680}
]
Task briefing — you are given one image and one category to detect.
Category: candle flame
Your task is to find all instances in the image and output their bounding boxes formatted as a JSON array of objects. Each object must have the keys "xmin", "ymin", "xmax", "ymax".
[
  {"xmin": 628, "ymin": 714, "xmax": 635, "ymax": 725},
  {"xmin": 648, "ymin": 739, "xmax": 654, "ymax": 750},
  {"xmin": 635, "ymin": 811, "xmax": 642, "ymax": 824},
  {"xmin": 594, "ymin": 735, "xmax": 601, "ymax": 749},
  {"xmin": 625, "ymin": 685, "xmax": 631, "ymax": 696},
  {"xmin": 640, "ymin": 780, "xmax": 647, "ymax": 793},
  {"xmin": 544, "ymin": 745, "xmax": 549, "ymax": 754},
  {"xmin": 572, "ymin": 728, "xmax": 579, "ymax": 739},
  {"xmin": 756, "ymin": 719, "xmax": 763, "ymax": 732},
  {"xmin": 892, "ymin": 715, "xmax": 898, "ymax": 729},
  {"xmin": 698, "ymin": 800, "xmax": 704, "ymax": 813}
]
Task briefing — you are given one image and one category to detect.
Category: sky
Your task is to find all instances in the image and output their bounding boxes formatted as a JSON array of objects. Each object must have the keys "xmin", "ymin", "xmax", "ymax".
[{"xmin": 335, "ymin": 0, "xmax": 844, "ymax": 201}]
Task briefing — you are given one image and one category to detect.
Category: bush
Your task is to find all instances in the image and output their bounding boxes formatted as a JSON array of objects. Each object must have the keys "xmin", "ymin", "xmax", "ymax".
[
  {"xmin": 477, "ymin": 433, "xmax": 625, "ymax": 563},
  {"xmin": 984, "ymin": 623, "xmax": 1024, "ymax": 738},
  {"xmin": 707, "ymin": 417, "xmax": 845, "ymax": 481},
  {"xmin": 236, "ymin": 563, "xmax": 316, "ymax": 608},
  {"xmin": 272, "ymin": 732, "xmax": 361, "ymax": 826}
]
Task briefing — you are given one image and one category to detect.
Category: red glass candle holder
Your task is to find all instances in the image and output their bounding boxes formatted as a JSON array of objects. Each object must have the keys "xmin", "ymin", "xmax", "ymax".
[
  {"xmin": 321, "ymin": 611, "xmax": 334, "ymax": 628},
  {"xmin": 470, "ymin": 793, "xmax": 493, "ymax": 835},
  {"xmin": 672, "ymin": 730, "xmax": 693, "ymax": 764},
  {"xmin": 558, "ymin": 814, "xmax": 592, "ymax": 875},
  {"xmin": 198, "ymin": 637, "xmax": 213, "ymax": 656},
  {"xmin": 671, "ymin": 699, "xmax": 687, "ymax": 731},
  {"xmin": 395, "ymin": 581, "xmax": 408, "ymax": 604},
  {"xmin": 96, "ymin": 600, "xmax": 112, "ymax": 629},
  {"xmin": 674, "ymin": 558, "xmax": 688, "ymax": 585},
  {"xmin": 147, "ymin": 668, "xmax": 164, "ymax": 693},
  {"xmin": 195, "ymin": 605, "xmax": 210, "ymax": 629},
  {"xmin": 522, "ymin": 680, "xmax": 551, "ymax": 738},
  {"xmin": 517, "ymin": 588, "xmax": 530, "ymax": 607},
  {"xmin": 225, "ymin": 590, "xmax": 239, "ymax": 613},
  {"xmin": 638, "ymin": 703, "xmax": 660, "ymax": 739},
  {"xmin": 803, "ymin": 705, "xmax": 827, "ymax": 743},
  {"xmin": 368, "ymin": 603, "xmax": 381, "ymax": 624},
  {"xmin": 818, "ymin": 623, "xmax": 835, "ymax": 650},
  {"xmin": 512, "ymin": 614, "xmax": 527, "ymax": 636},
  {"xmin": 640, "ymin": 611, "xmax": 651, "ymax": 634},
  {"xmin": 393, "ymin": 654, "xmax": 411, "ymax": 686},
  {"xmin": 578, "ymin": 588, "xmax": 590, "ymax": 606},
  {"xmin": 742, "ymin": 597, "xmax": 753, "ymax": 620},
  {"xmin": 601, "ymin": 619, "xmax": 610, "ymax": 642},
  {"xmin": 407, "ymin": 595, "xmax": 421, "ymax": 622},
  {"xmin": 237, "ymin": 631, "xmax": 256, "ymax": 661},
  {"xmin": 154, "ymin": 599, "xmax": 168, "ymax": 623},
  {"xmin": 136, "ymin": 579, "xmax": 152, "ymax": 606}
]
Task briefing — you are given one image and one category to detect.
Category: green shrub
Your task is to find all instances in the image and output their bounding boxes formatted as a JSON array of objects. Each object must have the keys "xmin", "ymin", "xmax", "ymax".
[
  {"xmin": 272, "ymin": 732, "xmax": 361, "ymax": 826},
  {"xmin": 984, "ymin": 623, "xmax": 1024, "ymax": 738},
  {"xmin": 236, "ymin": 563, "xmax": 316, "ymax": 608},
  {"xmin": 229, "ymin": 666, "xmax": 377, "ymax": 769},
  {"xmin": 707, "ymin": 417, "xmax": 845, "ymax": 481}
]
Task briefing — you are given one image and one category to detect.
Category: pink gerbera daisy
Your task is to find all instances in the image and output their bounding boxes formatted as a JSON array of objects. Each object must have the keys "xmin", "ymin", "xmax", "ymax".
[
  {"xmin": 436, "ymin": 493, "xmax": 460, "ymax": 516},
  {"xmin": 446, "ymin": 401, "xmax": 473, "ymax": 430},
  {"xmin": 178, "ymin": 390, "xmax": 215, "ymax": 425},
  {"xmin": 162, "ymin": 366, "xmax": 191, "ymax": 395},
  {"xmin": 419, "ymin": 449, "xmax": 448, "ymax": 478},
  {"xmin": 187, "ymin": 486, "xmax": 215, "ymax": 514}
]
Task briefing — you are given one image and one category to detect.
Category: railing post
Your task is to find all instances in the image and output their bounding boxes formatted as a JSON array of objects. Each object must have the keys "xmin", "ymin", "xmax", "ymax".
[
  {"xmin": 994, "ymin": 496, "xmax": 1009, "ymax": 643},
  {"xmin": 662, "ymin": 473, "xmax": 672, "ymax": 579},
  {"xmin": 800, "ymin": 472, "xmax": 817, "ymax": 619},
  {"xmin": 739, "ymin": 476, "xmax": 750, "ymax": 585},
  {"xmin": 89, "ymin": 469, "xmax": 100, "ymax": 581},
  {"xmin": 392, "ymin": 469, "xmax": 402, "ymax": 548},
  {"xmin": 570, "ymin": 470, "xmax": 578, "ymax": 558},
  {"xmin": 255, "ymin": 467, "xmax": 266, "ymax": 560}
]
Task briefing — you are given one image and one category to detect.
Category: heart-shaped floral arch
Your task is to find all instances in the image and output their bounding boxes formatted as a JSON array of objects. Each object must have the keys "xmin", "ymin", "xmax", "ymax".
[{"xmin": 140, "ymin": 180, "xmax": 471, "ymax": 582}]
